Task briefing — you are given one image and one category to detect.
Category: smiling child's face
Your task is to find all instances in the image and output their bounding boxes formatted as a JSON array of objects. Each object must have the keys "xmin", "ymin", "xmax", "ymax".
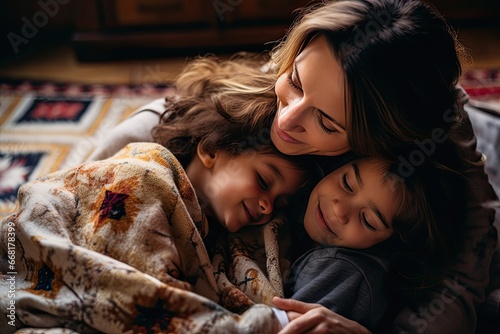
[
  {"xmin": 304, "ymin": 158, "xmax": 396, "ymax": 249},
  {"xmin": 191, "ymin": 149, "xmax": 307, "ymax": 232}
]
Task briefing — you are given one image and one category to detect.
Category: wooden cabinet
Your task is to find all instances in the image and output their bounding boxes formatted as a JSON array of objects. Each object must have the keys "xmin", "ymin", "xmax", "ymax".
[
  {"xmin": 107, "ymin": 0, "xmax": 208, "ymax": 27},
  {"xmin": 72, "ymin": 0, "xmax": 315, "ymax": 61},
  {"xmin": 1, "ymin": 0, "xmax": 499, "ymax": 62},
  {"xmin": 71, "ymin": 0, "xmax": 500, "ymax": 61}
]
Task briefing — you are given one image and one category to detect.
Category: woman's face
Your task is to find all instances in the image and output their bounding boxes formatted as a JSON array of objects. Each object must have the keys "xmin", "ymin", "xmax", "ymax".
[{"xmin": 271, "ymin": 35, "xmax": 350, "ymax": 156}]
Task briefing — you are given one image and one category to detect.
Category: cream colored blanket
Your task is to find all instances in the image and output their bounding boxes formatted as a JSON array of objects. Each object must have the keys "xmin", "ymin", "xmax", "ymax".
[{"xmin": 0, "ymin": 142, "xmax": 287, "ymax": 333}]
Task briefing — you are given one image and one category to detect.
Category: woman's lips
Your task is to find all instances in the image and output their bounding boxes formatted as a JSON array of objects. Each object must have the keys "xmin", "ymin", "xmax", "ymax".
[
  {"xmin": 316, "ymin": 204, "xmax": 338, "ymax": 238},
  {"xmin": 273, "ymin": 119, "xmax": 302, "ymax": 144}
]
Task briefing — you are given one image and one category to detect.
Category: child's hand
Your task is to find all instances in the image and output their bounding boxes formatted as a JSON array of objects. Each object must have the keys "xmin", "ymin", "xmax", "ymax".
[{"xmin": 272, "ymin": 297, "xmax": 371, "ymax": 334}]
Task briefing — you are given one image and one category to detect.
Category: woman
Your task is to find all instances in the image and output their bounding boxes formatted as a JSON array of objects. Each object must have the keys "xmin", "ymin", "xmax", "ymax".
[
  {"xmin": 88, "ymin": 0, "xmax": 498, "ymax": 333},
  {"xmin": 267, "ymin": 1, "xmax": 497, "ymax": 333}
]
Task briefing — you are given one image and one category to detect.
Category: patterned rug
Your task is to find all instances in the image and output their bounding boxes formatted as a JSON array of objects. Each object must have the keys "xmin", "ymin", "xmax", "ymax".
[
  {"xmin": 0, "ymin": 78, "xmax": 174, "ymax": 219},
  {"xmin": 0, "ymin": 69, "xmax": 499, "ymax": 220},
  {"xmin": 460, "ymin": 69, "xmax": 500, "ymax": 114}
]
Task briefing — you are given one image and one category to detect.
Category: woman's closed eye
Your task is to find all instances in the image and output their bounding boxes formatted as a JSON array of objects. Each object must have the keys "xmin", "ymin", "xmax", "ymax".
[
  {"xmin": 287, "ymin": 72, "xmax": 302, "ymax": 91},
  {"xmin": 316, "ymin": 111, "xmax": 338, "ymax": 134},
  {"xmin": 288, "ymin": 69, "xmax": 339, "ymax": 135}
]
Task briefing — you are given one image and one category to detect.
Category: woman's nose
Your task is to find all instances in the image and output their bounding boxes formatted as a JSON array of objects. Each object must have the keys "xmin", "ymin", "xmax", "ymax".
[{"xmin": 278, "ymin": 100, "xmax": 307, "ymax": 133}]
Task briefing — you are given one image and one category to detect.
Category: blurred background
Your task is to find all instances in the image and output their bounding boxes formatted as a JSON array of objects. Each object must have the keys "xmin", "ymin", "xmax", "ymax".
[{"xmin": 0, "ymin": 0, "xmax": 499, "ymax": 85}]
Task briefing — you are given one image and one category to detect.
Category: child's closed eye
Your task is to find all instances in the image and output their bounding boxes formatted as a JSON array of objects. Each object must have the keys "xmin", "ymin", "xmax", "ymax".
[
  {"xmin": 361, "ymin": 211, "xmax": 376, "ymax": 231},
  {"xmin": 342, "ymin": 174, "xmax": 353, "ymax": 193},
  {"xmin": 258, "ymin": 174, "xmax": 270, "ymax": 191}
]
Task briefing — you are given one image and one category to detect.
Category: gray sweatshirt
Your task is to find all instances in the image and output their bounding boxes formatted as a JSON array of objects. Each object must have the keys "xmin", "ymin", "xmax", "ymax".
[{"xmin": 285, "ymin": 246, "xmax": 391, "ymax": 331}]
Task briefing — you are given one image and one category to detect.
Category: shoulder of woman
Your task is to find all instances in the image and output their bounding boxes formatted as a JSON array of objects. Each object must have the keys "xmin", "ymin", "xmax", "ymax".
[{"xmin": 86, "ymin": 99, "xmax": 165, "ymax": 162}]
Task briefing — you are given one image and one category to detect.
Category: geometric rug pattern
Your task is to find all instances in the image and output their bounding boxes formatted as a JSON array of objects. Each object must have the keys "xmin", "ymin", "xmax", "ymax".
[
  {"xmin": 0, "ymin": 78, "xmax": 175, "ymax": 219},
  {"xmin": 461, "ymin": 69, "xmax": 500, "ymax": 113}
]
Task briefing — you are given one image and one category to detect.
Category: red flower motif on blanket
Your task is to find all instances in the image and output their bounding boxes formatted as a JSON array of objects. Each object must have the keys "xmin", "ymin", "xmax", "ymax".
[{"xmin": 99, "ymin": 190, "xmax": 129, "ymax": 220}]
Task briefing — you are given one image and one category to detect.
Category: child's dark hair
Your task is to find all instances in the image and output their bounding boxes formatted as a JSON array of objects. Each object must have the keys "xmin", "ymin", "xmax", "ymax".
[{"xmin": 366, "ymin": 157, "xmax": 468, "ymax": 301}]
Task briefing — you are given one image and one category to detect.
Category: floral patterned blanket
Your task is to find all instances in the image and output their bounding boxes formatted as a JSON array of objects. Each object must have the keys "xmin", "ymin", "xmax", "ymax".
[{"xmin": 0, "ymin": 142, "xmax": 287, "ymax": 333}]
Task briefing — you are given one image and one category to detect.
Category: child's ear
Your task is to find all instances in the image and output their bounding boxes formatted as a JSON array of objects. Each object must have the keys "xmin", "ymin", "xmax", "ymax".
[{"xmin": 196, "ymin": 142, "xmax": 217, "ymax": 168}]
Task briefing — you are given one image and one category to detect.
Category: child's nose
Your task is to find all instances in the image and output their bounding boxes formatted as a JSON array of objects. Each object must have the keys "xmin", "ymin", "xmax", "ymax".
[
  {"xmin": 333, "ymin": 199, "xmax": 350, "ymax": 224},
  {"xmin": 258, "ymin": 197, "xmax": 273, "ymax": 215}
]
